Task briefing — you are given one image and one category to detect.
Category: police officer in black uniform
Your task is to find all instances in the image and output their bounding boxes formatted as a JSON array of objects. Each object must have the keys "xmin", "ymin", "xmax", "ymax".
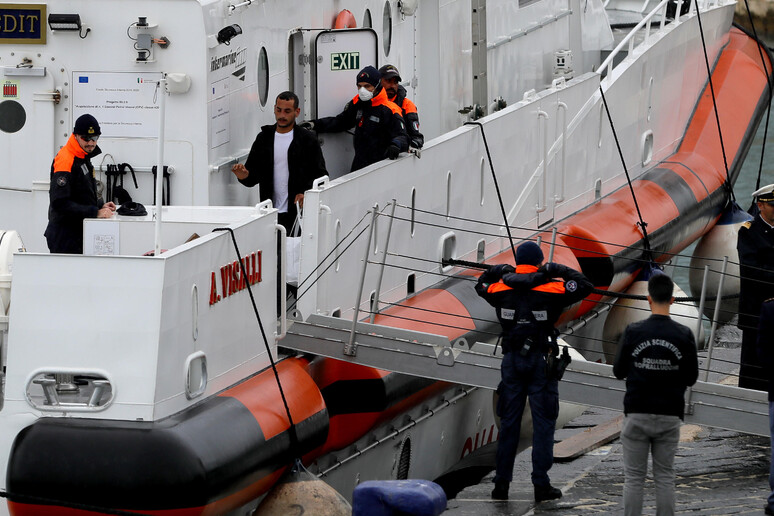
[
  {"xmin": 378, "ymin": 64, "xmax": 424, "ymax": 149},
  {"xmin": 45, "ymin": 114, "xmax": 116, "ymax": 254},
  {"xmin": 756, "ymin": 298, "xmax": 774, "ymax": 514},
  {"xmin": 738, "ymin": 184, "xmax": 774, "ymax": 390},
  {"xmin": 475, "ymin": 241, "xmax": 593, "ymax": 502},
  {"xmin": 304, "ymin": 66, "xmax": 408, "ymax": 172}
]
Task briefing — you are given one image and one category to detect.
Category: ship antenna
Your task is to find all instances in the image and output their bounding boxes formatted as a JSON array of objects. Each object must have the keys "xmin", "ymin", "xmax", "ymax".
[
  {"xmin": 464, "ymin": 122, "xmax": 519, "ymax": 264},
  {"xmin": 598, "ymin": 86, "xmax": 654, "ymax": 263},
  {"xmin": 214, "ymin": 227, "xmax": 300, "ymax": 453}
]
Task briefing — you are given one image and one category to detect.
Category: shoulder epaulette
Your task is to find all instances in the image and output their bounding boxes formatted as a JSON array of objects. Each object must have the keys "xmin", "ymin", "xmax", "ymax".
[{"xmin": 741, "ymin": 221, "xmax": 752, "ymax": 229}]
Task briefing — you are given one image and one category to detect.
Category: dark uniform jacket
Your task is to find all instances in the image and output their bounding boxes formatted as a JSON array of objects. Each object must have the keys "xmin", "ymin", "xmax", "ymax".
[
  {"xmin": 315, "ymin": 88, "xmax": 408, "ymax": 172},
  {"xmin": 475, "ymin": 263, "xmax": 593, "ymax": 352},
  {"xmin": 613, "ymin": 315, "xmax": 699, "ymax": 419},
  {"xmin": 388, "ymin": 85, "xmax": 424, "ymax": 149},
  {"xmin": 756, "ymin": 298, "xmax": 774, "ymax": 400},
  {"xmin": 44, "ymin": 135, "xmax": 102, "ymax": 254},
  {"xmin": 738, "ymin": 215, "xmax": 774, "ymax": 333},
  {"xmin": 239, "ymin": 124, "xmax": 327, "ymax": 224}
]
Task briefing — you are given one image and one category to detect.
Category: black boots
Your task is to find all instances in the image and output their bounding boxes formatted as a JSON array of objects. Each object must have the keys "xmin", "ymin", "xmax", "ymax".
[
  {"xmin": 491, "ymin": 482, "xmax": 509, "ymax": 500},
  {"xmin": 534, "ymin": 484, "xmax": 562, "ymax": 503}
]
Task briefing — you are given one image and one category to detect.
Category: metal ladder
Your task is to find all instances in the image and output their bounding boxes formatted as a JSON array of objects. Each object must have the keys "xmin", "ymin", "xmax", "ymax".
[{"xmin": 281, "ymin": 313, "xmax": 769, "ymax": 436}]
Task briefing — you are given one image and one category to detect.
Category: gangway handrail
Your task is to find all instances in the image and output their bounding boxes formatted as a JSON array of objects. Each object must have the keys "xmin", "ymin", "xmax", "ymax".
[{"xmin": 282, "ymin": 313, "xmax": 769, "ymax": 437}]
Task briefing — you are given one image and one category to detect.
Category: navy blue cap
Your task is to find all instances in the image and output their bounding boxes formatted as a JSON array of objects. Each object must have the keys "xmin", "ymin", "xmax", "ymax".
[
  {"xmin": 73, "ymin": 114, "xmax": 101, "ymax": 136},
  {"xmin": 356, "ymin": 66, "xmax": 381, "ymax": 87},
  {"xmin": 515, "ymin": 241, "xmax": 544, "ymax": 266}
]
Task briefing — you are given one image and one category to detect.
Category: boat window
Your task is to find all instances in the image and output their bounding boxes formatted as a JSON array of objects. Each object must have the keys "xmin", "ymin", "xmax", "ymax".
[
  {"xmin": 369, "ymin": 290, "xmax": 377, "ymax": 314},
  {"xmin": 382, "ymin": 2, "xmax": 392, "ymax": 56},
  {"xmin": 373, "ymin": 203, "xmax": 379, "ymax": 254},
  {"xmin": 0, "ymin": 100, "xmax": 26, "ymax": 133},
  {"xmin": 477, "ymin": 239, "xmax": 486, "ymax": 262},
  {"xmin": 407, "ymin": 273, "xmax": 416, "ymax": 296},
  {"xmin": 258, "ymin": 46, "xmax": 269, "ymax": 107},
  {"xmin": 410, "ymin": 187, "xmax": 416, "ymax": 237},
  {"xmin": 480, "ymin": 157, "xmax": 486, "ymax": 205},
  {"xmin": 446, "ymin": 171, "xmax": 452, "ymax": 220},
  {"xmin": 363, "ymin": 9, "xmax": 373, "ymax": 28},
  {"xmin": 594, "ymin": 178, "xmax": 602, "ymax": 201},
  {"xmin": 335, "ymin": 219, "xmax": 342, "ymax": 272}
]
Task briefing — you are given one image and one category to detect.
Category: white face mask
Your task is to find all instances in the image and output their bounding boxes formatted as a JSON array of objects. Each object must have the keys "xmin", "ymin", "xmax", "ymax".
[{"xmin": 358, "ymin": 87, "xmax": 374, "ymax": 102}]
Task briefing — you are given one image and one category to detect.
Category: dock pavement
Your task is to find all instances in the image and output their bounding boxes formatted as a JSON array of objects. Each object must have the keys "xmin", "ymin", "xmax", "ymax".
[{"xmin": 444, "ymin": 330, "xmax": 772, "ymax": 515}]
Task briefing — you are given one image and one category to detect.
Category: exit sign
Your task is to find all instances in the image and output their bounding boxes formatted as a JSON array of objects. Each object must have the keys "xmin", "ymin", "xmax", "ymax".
[{"xmin": 331, "ymin": 52, "xmax": 360, "ymax": 71}]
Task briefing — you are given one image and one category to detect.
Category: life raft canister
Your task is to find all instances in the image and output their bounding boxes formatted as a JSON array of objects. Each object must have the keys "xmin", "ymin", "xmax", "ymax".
[{"xmin": 334, "ymin": 9, "xmax": 357, "ymax": 29}]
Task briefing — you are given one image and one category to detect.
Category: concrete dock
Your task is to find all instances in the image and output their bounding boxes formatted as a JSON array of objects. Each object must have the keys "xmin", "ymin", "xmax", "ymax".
[{"xmin": 443, "ymin": 345, "xmax": 772, "ymax": 515}]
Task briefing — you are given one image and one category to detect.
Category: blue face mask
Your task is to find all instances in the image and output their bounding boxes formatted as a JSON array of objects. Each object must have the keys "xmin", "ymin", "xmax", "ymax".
[{"xmin": 358, "ymin": 87, "xmax": 374, "ymax": 102}]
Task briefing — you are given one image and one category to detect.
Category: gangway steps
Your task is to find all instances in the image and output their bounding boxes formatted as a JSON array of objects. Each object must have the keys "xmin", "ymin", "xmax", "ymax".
[{"xmin": 281, "ymin": 314, "xmax": 768, "ymax": 437}]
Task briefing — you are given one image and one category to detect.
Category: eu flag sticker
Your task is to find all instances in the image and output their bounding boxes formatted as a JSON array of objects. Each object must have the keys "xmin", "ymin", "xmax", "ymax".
[{"xmin": 79, "ymin": 76, "xmax": 89, "ymax": 83}]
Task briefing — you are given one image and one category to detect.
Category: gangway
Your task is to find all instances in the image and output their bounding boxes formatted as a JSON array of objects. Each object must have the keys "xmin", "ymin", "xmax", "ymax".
[{"xmin": 281, "ymin": 314, "xmax": 769, "ymax": 437}]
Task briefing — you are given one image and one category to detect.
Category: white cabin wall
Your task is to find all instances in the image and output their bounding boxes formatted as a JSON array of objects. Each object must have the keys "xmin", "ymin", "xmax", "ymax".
[
  {"xmin": 487, "ymin": 0, "xmax": 574, "ymax": 105},
  {"xmin": 417, "ymin": 0, "xmax": 443, "ymax": 140},
  {"xmin": 439, "ymin": 0, "xmax": 474, "ymax": 133}
]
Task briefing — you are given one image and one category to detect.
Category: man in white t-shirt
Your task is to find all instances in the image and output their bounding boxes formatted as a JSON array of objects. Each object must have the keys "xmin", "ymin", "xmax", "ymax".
[{"xmin": 232, "ymin": 91, "xmax": 327, "ymax": 232}]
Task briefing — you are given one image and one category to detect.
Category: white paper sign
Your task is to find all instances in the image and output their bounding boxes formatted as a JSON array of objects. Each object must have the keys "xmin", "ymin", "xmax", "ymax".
[
  {"xmin": 83, "ymin": 220, "xmax": 120, "ymax": 256},
  {"xmin": 72, "ymin": 72, "xmax": 163, "ymax": 138}
]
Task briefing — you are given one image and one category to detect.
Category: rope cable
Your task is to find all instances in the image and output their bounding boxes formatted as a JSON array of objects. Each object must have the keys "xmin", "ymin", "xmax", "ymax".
[
  {"xmin": 213, "ymin": 227, "xmax": 299, "ymax": 454},
  {"xmin": 463, "ymin": 122, "xmax": 518, "ymax": 264},
  {"xmin": 693, "ymin": 0, "xmax": 733, "ymax": 202},
  {"xmin": 598, "ymin": 85, "xmax": 653, "ymax": 261}
]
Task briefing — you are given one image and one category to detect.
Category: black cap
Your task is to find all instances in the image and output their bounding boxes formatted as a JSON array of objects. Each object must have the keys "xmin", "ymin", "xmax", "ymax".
[
  {"xmin": 356, "ymin": 66, "xmax": 381, "ymax": 87},
  {"xmin": 73, "ymin": 114, "xmax": 101, "ymax": 136},
  {"xmin": 515, "ymin": 241, "xmax": 544, "ymax": 266},
  {"xmin": 378, "ymin": 64, "xmax": 401, "ymax": 81}
]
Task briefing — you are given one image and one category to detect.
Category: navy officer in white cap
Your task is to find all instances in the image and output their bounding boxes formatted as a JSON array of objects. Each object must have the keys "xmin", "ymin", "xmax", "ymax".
[{"xmin": 737, "ymin": 184, "xmax": 774, "ymax": 390}]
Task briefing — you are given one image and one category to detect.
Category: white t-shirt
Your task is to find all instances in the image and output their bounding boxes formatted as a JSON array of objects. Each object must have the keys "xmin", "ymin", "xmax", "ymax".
[{"xmin": 273, "ymin": 130, "xmax": 294, "ymax": 213}]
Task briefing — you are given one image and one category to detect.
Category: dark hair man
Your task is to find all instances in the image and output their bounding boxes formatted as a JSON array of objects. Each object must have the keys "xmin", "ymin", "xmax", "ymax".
[
  {"xmin": 614, "ymin": 272, "xmax": 699, "ymax": 516},
  {"xmin": 378, "ymin": 64, "xmax": 424, "ymax": 149},
  {"xmin": 475, "ymin": 241, "xmax": 593, "ymax": 503},
  {"xmin": 232, "ymin": 91, "xmax": 327, "ymax": 232},
  {"xmin": 303, "ymin": 66, "xmax": 408, "ymax": 172},
  {"xmin": 738, "ymin": 184, "xmax": 774, "ymax": 390},
  {"xmin": 45, "ymin": 114, "xmax": 116, "ymax": 254}
]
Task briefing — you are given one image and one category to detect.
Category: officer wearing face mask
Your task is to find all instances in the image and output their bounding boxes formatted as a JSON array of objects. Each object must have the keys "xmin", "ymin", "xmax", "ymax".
[{"xmin": 302, "ymin": 66, "xmax": 409, "ymax": 172}]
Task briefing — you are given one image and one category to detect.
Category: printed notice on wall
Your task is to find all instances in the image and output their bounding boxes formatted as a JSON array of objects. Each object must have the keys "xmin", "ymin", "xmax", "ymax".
[
  {"xmin": 210, "ymin": 77, "xmax": 230, "ymax": 149},
  {"xmin": 83, "ymin": 220, "xmax": 120, "ymax": 256},
  {"xmin": 72, "ymin": 72, "xmax": 163, "ymax": 138}
]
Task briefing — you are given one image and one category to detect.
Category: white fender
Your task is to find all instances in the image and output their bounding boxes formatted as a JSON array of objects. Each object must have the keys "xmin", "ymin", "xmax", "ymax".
[
  {"xmin": 689, "ymin": 204, "xmax": 751, "ymax": 324},
  {"xmin": 0, "ymin": 230, "xmax": 25, "ymax": 316},
  {"xmin": 602, "ymin": 281, "xmax": 703, "ymax": 363}
]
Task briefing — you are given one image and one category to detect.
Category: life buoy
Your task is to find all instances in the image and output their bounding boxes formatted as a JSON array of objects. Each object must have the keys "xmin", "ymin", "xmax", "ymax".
[{"xmin": 334, "ymin": 9, "xmax": 357, "ymax": 29}]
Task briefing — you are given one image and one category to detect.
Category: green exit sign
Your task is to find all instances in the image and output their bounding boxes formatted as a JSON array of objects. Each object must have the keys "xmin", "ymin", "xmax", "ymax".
[{"xmin": 331, "ymin": 52, "xmax": 360, "ymax": 71}]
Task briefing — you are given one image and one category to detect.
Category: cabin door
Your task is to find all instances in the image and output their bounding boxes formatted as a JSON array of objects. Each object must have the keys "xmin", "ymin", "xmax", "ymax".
[
  {"xmin": 0, "ymin": 67, "xmax": 56, "ymax": 191},
  {"xmin": 313, "ymin": 28, "xmax": 378, "ymax": 179}
]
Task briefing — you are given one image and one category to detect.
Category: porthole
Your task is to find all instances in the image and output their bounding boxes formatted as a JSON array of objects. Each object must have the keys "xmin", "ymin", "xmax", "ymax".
[
  {"xmin": 382, "ymin": 2, "xmax": 393, "ymax": 56},
  {"xmin": 363, "ymin": 9, "xmax": 373, "ymax": 28},
  {"xmin": 0, "ymin": 100, "xmax": 26, "ymax": 133},
  {"xmin": 258, "ymin": 46, "xmax": 269, "ymax": 107}
]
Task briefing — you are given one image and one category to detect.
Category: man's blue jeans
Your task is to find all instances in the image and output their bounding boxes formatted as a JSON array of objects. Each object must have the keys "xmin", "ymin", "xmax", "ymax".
[
  {"xmin": 621, "ymin": 413, "xmax": 681, "ymax": 516},
  {"xmin": 493, "ymin": 350, "xmax": 559, "ymax": 487}
]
